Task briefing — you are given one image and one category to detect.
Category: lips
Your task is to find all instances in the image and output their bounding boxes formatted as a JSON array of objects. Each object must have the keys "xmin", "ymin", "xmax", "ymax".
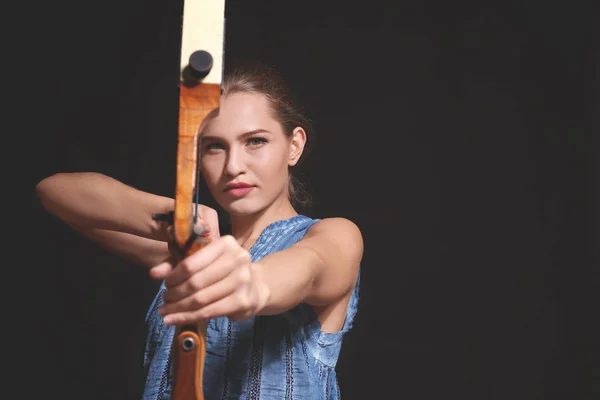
[
  {"xmin": 225, "ymin": 182, "xmax": 254, "ymax": 198},
  {"xmin": 225, "ymin": 182, "xmax": 253, "ymax": 191}
]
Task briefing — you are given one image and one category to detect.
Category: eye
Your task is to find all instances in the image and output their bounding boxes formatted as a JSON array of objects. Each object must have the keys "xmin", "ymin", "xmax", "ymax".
[
  {"xmin": 204, "ymin": 142, "xmax": 225, "ymax": 151},
  {"xmin": 247, "ymin": 137, "xmax": 267, "ymax": 147}
]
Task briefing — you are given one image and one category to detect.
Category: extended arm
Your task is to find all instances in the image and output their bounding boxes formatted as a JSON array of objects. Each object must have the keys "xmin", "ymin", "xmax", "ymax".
[
  {"xmin": 36, "ymin": 172, "xmax": 218, "ymax": 267},
  {"xmin": 253, "ymin": 217, "xmax": 363, "ymax": 315},
  {"xmin": 150, "ymin": 217, "xmax": 362, "ymax": 324}
]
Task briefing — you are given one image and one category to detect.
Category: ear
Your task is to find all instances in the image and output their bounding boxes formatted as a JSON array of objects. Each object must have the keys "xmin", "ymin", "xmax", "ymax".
[{"xmin": 288, "ymin": 127, "xmax": 307, "ymax": 167}]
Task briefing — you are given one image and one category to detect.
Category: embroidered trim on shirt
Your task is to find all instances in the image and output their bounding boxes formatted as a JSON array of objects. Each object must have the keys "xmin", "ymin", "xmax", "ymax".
[
  {"xmin": 285, "ymin": 329, "xmax": 294, "ymax": 400},
  {"xmin": 300, "ymin": 337, "xmax": 311, "ymax": 371},
  {"xmin": 220, "ymin": 320, "xmax": 233, "ymax": 400},
  {"xmin": 247, "ymin": 317, "xmax": 265, "ymax": 400}
]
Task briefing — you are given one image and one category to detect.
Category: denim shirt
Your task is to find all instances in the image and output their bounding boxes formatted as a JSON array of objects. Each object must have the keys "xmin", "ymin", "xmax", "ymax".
[{"xmin": 142, "ymin": 215, "xmax": 360, "ymax": 400}]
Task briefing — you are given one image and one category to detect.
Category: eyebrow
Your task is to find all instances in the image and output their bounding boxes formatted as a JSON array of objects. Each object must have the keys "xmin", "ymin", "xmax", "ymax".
[{"xmin": 201, "ymin": 128, "xmax": 272, "ymax": 142}]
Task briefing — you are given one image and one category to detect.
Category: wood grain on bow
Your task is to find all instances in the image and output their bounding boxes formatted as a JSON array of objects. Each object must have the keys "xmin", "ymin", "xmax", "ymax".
[{"xmin": 171, "ymin": 1, "xmax": 225, "ymax": 399}]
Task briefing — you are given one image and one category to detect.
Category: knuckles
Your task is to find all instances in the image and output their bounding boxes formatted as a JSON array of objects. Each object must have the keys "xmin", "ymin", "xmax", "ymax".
[
  {"xmin": 192, "ymin": 291, "xmax": 207, "ymax": 307},
  {"xmin": 163, "ymin": 233, "xmax": 257, "ymax": 322},
  {"xmin": 234, "ymin": 290, "xmax": 252, "ymax": 311},
  {"xmin": 178, "ymin": 259, "xmax": 195, "ymax": 275},
  {"xmin": 221, "ymin": 235, "xmax": 238, "ymax": 248},
  {"xmin": 188, "ymin": 274, "xmax": 203, "ymax": 291},
  {"xmin": 235, "ymin": 251, "xmax": 252, "ymax": 265},
  {"xmin": 220, "ymin": 235, "xmax": 252, "ymax": 265},
  {"xmin": 232, "ymin": 263, "xmax": 252, "ymax": 285}
]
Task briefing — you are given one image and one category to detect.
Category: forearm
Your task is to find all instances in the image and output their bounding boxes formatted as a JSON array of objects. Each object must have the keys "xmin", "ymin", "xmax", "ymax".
[
  {"xmin": 250, "ymin": 220, "xmax": 362, "ymax": 317},
  {"xmin": 251, "ymin": 247, "xmax": 321, "ymax": 316},
  {"xmin": 73, "ymin": 224, "xmax": 170, "ymax": 268},
  {"xmin": 36, "ymin": 172, "xmax": 174, "ymax": 241}
]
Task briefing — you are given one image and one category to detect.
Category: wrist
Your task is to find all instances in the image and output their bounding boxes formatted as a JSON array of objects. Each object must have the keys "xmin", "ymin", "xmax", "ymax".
[{"xmin": 252, "ymin": 264, "xmax": 271, "ymax": 316}]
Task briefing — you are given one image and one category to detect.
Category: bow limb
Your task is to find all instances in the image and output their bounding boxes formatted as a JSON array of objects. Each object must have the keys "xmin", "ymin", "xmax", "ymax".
[{"xmin": 171, "ymin": 1, "xmax": 225, "ymax": 399}]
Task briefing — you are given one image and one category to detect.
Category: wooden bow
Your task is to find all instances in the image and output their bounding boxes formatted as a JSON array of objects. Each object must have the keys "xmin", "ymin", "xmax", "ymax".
[{"xmin": 171, "ymin": 1, "xmax": 225, "ymax": 398}]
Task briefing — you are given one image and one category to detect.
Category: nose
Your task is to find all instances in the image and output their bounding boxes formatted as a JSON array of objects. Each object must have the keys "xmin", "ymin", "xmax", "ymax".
[{"xmin": 224, "ymin": 147, "xmax": 246, "ymax": 177}]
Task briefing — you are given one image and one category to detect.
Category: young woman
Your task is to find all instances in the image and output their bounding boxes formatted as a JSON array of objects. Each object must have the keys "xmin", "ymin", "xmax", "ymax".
[{"xmin": 36, "ymin": 61, "xmax": 363, "ymax": 399}]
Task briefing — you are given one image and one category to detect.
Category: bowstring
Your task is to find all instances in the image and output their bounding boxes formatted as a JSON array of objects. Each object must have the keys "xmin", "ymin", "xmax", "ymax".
[
  {"xmin": 193, "ymin": 140, "xmax": 202, "ymax": 224},
  {"xmin": 178, "ymin": 143, "xmax": 203, "ymax": 257}
]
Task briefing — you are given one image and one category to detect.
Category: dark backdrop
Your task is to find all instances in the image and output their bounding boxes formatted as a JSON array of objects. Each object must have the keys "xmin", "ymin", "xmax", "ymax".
[{"xmin": 26, "ymin": 0, "xmax": 597, "ymax": 399}]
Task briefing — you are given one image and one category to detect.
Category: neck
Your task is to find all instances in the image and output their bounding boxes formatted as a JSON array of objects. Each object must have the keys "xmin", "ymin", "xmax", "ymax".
[{"xmin": 230, "ymin": 196, "xmax": 298, "ymax": 249}]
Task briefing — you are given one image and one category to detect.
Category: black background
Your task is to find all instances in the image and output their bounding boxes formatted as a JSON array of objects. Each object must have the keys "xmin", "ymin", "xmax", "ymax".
[{"xmin": 25, "ymin": 0, "xmax": 597, "ymax": 399}]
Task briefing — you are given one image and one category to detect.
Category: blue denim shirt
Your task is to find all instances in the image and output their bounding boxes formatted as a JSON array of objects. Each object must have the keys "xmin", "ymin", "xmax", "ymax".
[{"xmin": 142, "ymin": 215, "xmax": 360, "ymax": 399}]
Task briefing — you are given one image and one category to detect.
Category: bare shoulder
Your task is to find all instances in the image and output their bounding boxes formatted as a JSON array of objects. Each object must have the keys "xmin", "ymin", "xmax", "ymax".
[
  {"xmin": 308, "ymin": 217, "xmax": 362, "ymax": 239},
  {"xmin": 305, "ymin": 217, "xmax": 364, "ymax": 259}
]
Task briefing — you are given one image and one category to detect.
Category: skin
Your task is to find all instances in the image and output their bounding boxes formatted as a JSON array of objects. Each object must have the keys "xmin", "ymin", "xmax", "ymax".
[{"xmin": 36, "ymin": 92, "xmax": 363, "ymax": 333}]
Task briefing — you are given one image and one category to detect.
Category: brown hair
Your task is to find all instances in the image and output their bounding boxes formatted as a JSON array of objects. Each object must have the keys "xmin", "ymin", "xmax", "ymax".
[{"xmin": 221, "ymin": 59, "xmax": 314, "ymax": 210}]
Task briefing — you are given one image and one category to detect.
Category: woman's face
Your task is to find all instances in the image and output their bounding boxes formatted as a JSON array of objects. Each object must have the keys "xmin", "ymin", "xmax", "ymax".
[{"xmin": 199, "ymin": 92, "xmax": 304, "ymax": 216}]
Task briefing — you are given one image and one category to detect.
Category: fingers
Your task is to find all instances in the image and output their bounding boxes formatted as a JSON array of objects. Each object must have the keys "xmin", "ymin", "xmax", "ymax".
[
  {"xmin": 193, "ymin": 220, "xmax": 211, "ymax": 237},
  {"xmin": 164, "ymin": 236, "xmax": 242, "ymax": 288},
  {"xmin": 165, "ymin": 204, "xmax": 219, "ymax": 244},
  {"xmin": 161, "ymin": 287, "xmax": 252, "ymax": 325},
  {"xmin": 192, "ymin": 205, "xmax": 220, "ymax": 238},
  {"xmin": 162, "ymin": 250, "xmax": 238, "ymax": 303},
  {"xmin": 199, "ymin": 206, "xmax": 220, "ymax": 238},
  {"xmin": 151, "ymin": 235, "xmax": 222, "ymax": 282},
  {"xmin": 159, "ymin": 273, "xmax": 238, "ymax": 318},
  {"xmin": 152, "ymin": 235, "xmax": 254, "ymax": 324},
  {"xmin": 149, "ymin": 261, "xmax": 174, "ymax": 280}
]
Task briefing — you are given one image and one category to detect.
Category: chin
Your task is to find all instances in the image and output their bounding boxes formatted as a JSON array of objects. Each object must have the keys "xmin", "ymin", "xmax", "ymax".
[{"xmin": 221, "ymin": 198, "xmax": 263, "ymax": 217}]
